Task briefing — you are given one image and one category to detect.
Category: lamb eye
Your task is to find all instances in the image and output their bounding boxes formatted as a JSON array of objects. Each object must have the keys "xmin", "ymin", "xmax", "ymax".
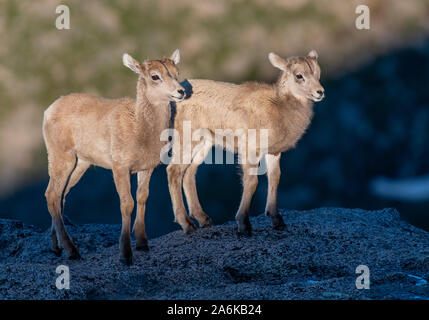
[
  {"xmin": 151, "ymin": 75, "xmax": 160, "ymax": 81},
  {"xmin": 296, "ymin": 74, "xmax": 303, "ymax": 80}
]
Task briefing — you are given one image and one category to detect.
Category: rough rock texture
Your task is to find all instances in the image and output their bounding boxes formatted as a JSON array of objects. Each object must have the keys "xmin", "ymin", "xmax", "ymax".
[{"xmin": 0, "ymin": 208, "xmax": 428, "ymax": 300}]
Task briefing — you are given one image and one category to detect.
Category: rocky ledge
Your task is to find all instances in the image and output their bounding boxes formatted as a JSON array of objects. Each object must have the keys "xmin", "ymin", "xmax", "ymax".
[{"xmin": 0, "ymin": 207, "xmax": 428, "ymax": 299}]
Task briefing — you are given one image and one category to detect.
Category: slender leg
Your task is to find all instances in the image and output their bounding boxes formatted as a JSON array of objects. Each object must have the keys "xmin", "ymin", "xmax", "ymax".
[
  {"xmin": 50, "ymin": 221, "xmax": 61, "ymax": 256},
  {"xmin": 112, "ymin": 165, "xmax": 134, "ymax": 265},
  {"xmin": 133, "ymin": 168, "xmax": 153, "ymax": 251},
  {"xmin": 265, "ymin": 153, "xmax": 286, "ymax": 229},
  {"xmin": 235, "ymin": 163, "xmax": 259, "ymax": 236},
  {"xmin": 50, "ymin": 158, "xmax": 90, "ymax": 256},
  {"xmin": 183, "ymin": 141, "xmax": 212, "ymax": 227},
  {"xmin": 45, "ymin": 153, "xmax": 80, "ymax": 259},
  {"xmin": 167, "ymin": 163, "xmax": 196, "ymax": 233},
  {"xmin": 166, "ymin": 128, "xmax": 198, "ymax": 234}
]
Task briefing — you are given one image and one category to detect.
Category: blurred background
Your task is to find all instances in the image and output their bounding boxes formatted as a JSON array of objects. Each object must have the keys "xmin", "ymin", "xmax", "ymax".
[{"xmin": 1, "ymin": 0, "xmax": 429, "ymax": 238}]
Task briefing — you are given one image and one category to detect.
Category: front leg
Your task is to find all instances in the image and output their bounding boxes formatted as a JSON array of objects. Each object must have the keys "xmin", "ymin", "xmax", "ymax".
[
  {"xmin": 112, "ymin": 165, "xmax": 134, "ymax": 265},
  {"xmin": 265, "ymin": 153, "xmax": 286, "ymax": 229},
  {"xmin": 133, "ymin": 169, "xmax": 153, "ymax": 251},
  {"xmin": 235, "ymin": 163, "xmax": 259, "ymax": 236},
  {"xmin": 183, "ymin": 140, "xmax": 213, "ymax": 228},
  {"xmin": 167, "ymin": 163, "xmax": 197, "ymax": 234}
]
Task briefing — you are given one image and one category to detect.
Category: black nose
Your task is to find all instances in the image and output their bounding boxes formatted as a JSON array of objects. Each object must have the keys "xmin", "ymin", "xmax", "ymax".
[
  {"xmin": 317, "ymin": 90, "xmax": 324, "ymax": 96},
  {"xmin": 178, "ymin": 89, "xmax": 185, "ymax": 96}
]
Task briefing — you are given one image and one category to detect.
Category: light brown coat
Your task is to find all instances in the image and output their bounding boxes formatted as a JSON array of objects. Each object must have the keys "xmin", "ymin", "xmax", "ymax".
[
  {"xmin": 167, "ymin": 50, "xmax": 324, "ymax": 234},
  {"xmin": 43, "ymin": 50, "xmax": 184, "ymax": 264}
]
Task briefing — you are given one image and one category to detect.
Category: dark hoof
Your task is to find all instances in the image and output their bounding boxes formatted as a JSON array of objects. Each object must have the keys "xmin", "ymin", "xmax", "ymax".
[
  {"xmin": 184, "ymin": 226, "xmax": 196, "ymax": 235},
  {"xmin": 120, "ymin": 255, "xmax": 133, "ymax": 266},
  {"xmin": 271, "ymin": 214, "xmax": 286, "ymax": 230},
  {"xmin": 237, "ymin": 222, "xmax": 252, "ymax": 237},
  {"xmin": 236, "ymin": 216, "xmax": 252, "ymax": 237},
  {"xmin": 183, "ymin": 220, "xmax": 197, "ymax": 235},
  {"xmin": 199, "ymin": 217, "xmax": 213, "ymax": 228},
  {"xmin": 50, "ymin": 247, "xmax": 62, "ymax": 257},
  {"xmin": 135, "ymin": 241, "xmax": 149, "ymax": 252}
]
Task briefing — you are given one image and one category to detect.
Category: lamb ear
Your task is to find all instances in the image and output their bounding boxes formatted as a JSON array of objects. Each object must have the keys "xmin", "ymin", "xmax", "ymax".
[
  {"xmin": 268, "ymin": 52, "xmax": 287, "ymax": 71},
  {"xmin": 308, "ymin": 49, "xmax": 318, "ymax": 60},
  {"xmin": 170, "ymin": 49, "xmax": 180, "ymax": 65},
  {"xmin": 122, "ymin": 53, "xmax": 144, "ymax": 74}
]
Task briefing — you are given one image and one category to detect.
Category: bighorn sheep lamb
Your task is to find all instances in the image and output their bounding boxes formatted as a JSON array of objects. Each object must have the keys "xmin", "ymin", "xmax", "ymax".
[
  {"xmin": 167, "ymin": 50, "xmax": 324, "ymax": 235},
  {"xmin": 43, "ymin": 50, "xmax": 184, "ymax": 265}
]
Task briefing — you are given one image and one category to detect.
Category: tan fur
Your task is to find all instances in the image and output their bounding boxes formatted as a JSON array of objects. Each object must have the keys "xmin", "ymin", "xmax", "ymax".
[
  {"xmin": 43, "ymin": 50, "xmax": 184, "ymax": 264},
  {"xmin": 167, "ymin": 51, "xmax": 324, "ymax": 234}
]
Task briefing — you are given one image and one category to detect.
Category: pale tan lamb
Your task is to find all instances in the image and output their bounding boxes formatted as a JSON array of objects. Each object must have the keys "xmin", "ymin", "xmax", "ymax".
[
  {"xmin": 43, "ymin": 50, "xmax": 184, "ymax": 265},
  {"xmin": 167, "ymin": 50, "xmax": 324, "ymax": 235}
]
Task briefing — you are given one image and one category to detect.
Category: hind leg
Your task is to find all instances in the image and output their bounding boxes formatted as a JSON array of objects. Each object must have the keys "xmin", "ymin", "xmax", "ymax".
[
  {"xmin": 50, "ymin": 221, "xmax": 61, "ymax": 256},
  {"xmin": 45, "ymin": 152, "xmax": 80, "ymax": 259},
  {"xmin": 50, "ymin": 158, "xmax": 89, "ymax": 256}
]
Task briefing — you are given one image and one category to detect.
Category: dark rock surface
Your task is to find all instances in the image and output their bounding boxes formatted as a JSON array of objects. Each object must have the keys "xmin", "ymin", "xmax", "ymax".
[{"xmin": 0, "ymin": 207, "xmax": 428, "ymax": 300}]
